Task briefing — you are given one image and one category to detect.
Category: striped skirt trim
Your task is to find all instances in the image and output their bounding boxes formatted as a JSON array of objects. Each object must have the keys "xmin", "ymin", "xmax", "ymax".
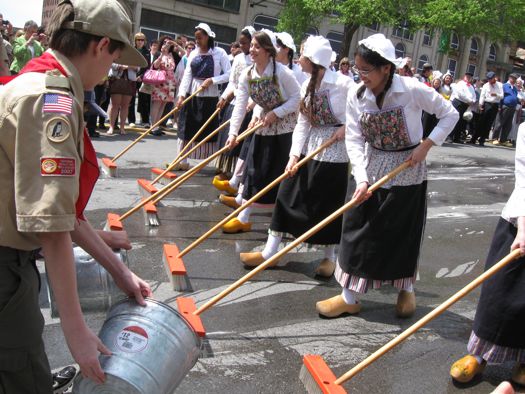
[
  {"xmin": 467, "ymin": 331, "xmax": 525, "ymax": 364},
  {"xmin": 334, "ymin": 262, "xmax": 416, "ymax": 294},
  {"xmin": 182, "ymin": 141, "xmax": 218, "ymax": 160}
]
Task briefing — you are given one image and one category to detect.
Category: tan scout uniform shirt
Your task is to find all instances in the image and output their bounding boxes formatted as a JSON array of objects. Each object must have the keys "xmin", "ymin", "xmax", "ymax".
[{"xmin": 0, "ymin": 49, "xmax": 85, "ymax": 250}]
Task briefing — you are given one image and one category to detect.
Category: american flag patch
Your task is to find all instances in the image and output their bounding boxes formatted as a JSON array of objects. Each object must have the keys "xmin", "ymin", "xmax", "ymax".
[{"xmin": 42, "ymin": 94, "xmax": 73, "ymax": 114}]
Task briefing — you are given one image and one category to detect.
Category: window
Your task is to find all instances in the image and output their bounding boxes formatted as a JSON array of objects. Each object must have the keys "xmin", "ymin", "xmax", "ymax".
[
  {"xmin": 423, "ymin": 29, "xmax": 432, "ymax": 46},
  {"xmin": 470, "ymin": 38, "xmax": 478, "ymax": 56},
  {"xmin": 327, "ymin": 31, "xmax": 343, "ymax": 55},
  {"xmin": 450, "ymin": 32, "xmax": 459, "ymax": 50},
  {"xmin": 447, "ymin": 58, "xmax": 457, "ymax": 78},
  {"xmin": 488, "ymin": 44, "xmax": 497, "ymax": 61},
  {"xmin": 392, "ymin": 20, "xmax": 414, "ymax": 41},
  {"xmin": 253, "ymin": 15, "xmax": 278, "ymax": 31},
  {"xmin": 394, "ymin": 43, "xmax": 405, "ymax": 59},
  {"xmin": 416, "ymin": 55, "xmax": 429, "ymax": 73},
  {"xmin": 185, "ymin": 0, "xmax": 240, "ymax": 13},
  {"xmin": 466, "ymin": 64, "xmax": 476, "ymax": 76},
  {"xmin": 368, "ymin": 22, "xmax": 380, "ymax": 31}
]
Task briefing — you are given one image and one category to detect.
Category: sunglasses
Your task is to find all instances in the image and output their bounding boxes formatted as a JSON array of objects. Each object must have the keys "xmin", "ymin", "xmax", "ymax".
[{"xmin": 136, "ymin": 39, "xmax": 145, "ymax": 41}]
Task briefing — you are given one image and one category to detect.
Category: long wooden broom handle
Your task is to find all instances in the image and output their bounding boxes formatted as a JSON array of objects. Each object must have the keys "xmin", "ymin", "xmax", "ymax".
[
  {"xmin": 111, "ymin": 87, "xmax": 204, "ymax": 162},
  {"xmin": 334, "ymin": 247, "xmax": 522, "ymax": 385},
  {"xmin": 151, "ymin": 119, "xmax": 230, "ymax": 185},
  {"xmin": 151, "ymin": 123, "xmax": 263, "ymax": 204},
  {"xmin": 117, "ymin": 122, "xmax": 263, "ymax": 221},
  {"xmin": 194, "ymin": 160, "xmax": 411, "ymax": 316},
  {"xmin": 178, "ymin": 137, "xmax": 337, "ymax": 259}
]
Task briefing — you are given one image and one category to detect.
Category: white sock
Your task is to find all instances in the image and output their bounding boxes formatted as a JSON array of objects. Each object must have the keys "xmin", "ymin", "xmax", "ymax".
[
  {"xmin": 473, "ymin": 355, "xmax": 484, "ymax": 364},
  {"xmin": 324, "ymin": 245, "xmax": 336, "ymax": 261},
  {"xmin": 403, "ymin": 283, "xmax": 414, "ymax": 293},
  {"xmin": 234, "ymin": 193, "xmax": 243, "ymax": 205},
  {"xmin": 341, "ymin": 288, "xmax": 358, "ymax": 305},
  {"xmin": 232, "ymin": 158, "xmax": 245, "ymax": 179},
  {"xmin": 237, "ymin": 204, "xmax": 252, "ymax": 224},
  {"xmin": 229, "ymin": 175, "xmax": 239, "ymax": 188},
  {"xmin": 262, "ymin": 233, "xmax": 281, "ymax": 259}
]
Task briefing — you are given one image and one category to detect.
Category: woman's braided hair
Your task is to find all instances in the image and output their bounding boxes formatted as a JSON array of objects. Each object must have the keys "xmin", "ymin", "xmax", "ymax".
[{"xmin": 300, "ymin": 61, "xmax": 323, "ymax": 121}]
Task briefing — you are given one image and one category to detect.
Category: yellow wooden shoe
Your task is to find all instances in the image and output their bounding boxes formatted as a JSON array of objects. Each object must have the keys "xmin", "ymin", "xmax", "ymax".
[
  {"xmin": 396, "ymin": 290, "xmax": 416, "ymax": 318},
  {"xmin": 315, "ymin": 258, "xmax": 336, "ymax": 277},
  {"xmin": 222, "ymin": 218, "xmax": 251, "ymax": 233},
  {"xmin": 212, "ymin": 177, "xmax": 238, "ymax": 195},
  {"xmin": 240, "ymin": 252, "xmax": 279, "ymax": 268},
  {"xmin": 450, "ymin": 355, "xmax": 486, "ymax": 383},
  {"xmin": 315, "ymin": 295, "xmax": 361, "ymax": 318},
  {"xmin": 512, "ymin": 363, "xmax": 525, "ymax": 385},
  {"xmin": 219, "ymin": 194, "xmax": 240, "ymax": 209}
]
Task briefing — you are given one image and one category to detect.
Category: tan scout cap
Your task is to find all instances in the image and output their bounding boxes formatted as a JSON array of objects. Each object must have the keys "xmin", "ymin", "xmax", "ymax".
[{"xmin": 60, "ymin": 0, "xmax": 146, "ymax": 67}]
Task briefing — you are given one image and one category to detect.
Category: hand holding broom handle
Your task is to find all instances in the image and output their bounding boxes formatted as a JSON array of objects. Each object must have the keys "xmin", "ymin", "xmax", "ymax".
[
  {"xmin": 111, "ymin": 87, "xmax": 204, "ymax": 163},
  {"xmin": 178, "ymin": 136, "xmax": 337, "ymax": 259},
  {"xmin": 151, "ymin": 122, "xmax": 263, "ymax": 204},
  {"xmin": 194, "ymin": 160, "xmax": 411, "ymax": 316},
  {"xmin": 117, "ymin": 122, "xmax": 263, "ymax": 222},
  {"xmin": 151, "ymin": 117, "xmax": 230, "ymax": 185},
  {"xmin": 333, "ymin": 247, "xmax": 522, "ymax": 385}
]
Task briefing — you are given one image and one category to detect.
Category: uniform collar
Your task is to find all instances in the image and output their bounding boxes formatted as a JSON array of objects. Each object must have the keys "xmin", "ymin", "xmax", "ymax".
[
  {"xmin": 362, "ymin": 74, "xmax": 405, "ymax": 102},
  {"xmin": 321, "ymin": 69, "xmax": 337, "ymax": 85},
  {"xmin": 46, "ymin": 49, "xmax": 84, "ymax": 103}
]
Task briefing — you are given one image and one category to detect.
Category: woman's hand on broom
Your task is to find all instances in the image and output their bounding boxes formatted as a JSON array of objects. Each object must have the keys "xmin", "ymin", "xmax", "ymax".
[
  {"xmin": 176, "ymin": 96, "xmax": 184, "ymax": 109},
  {"xmin": 201, "ymin": 78, "xmax": 213, "ymax": 90},
  {"xmin": 114, "ymin": 270, "xmax": 152, "ymax": 306},
  {"xmin": 263, "ymin": 111, "xmax": 278, "ymax": 127},
  {"xmin": 406, "ymin": 138, "xmax": 434, "ymax": 166},
  {"xmin": 511, "ymin": 217, "xmax": 525, "ymax": 255},
  {"xmin": 285, "ymin": 155, "xmax": 299, "ymax": 177},
  {"xmin": 225, "ymin": 135, "xmax": 238, "ymax": 150},
  {"xmin": 352, "ymin": 182, "xmax": 372, "ymax": 204},
  {"xmin": 330, "ymin": 125, "xmax": 346, "ymax": 143}
]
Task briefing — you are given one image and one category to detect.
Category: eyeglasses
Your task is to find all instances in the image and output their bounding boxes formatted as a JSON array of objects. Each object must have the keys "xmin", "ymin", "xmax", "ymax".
[
  {"xmin": 352, "ymin": 66, "xmax": 376, "ymax": 77},
  {"xmin": 136, "ymin": 39, "xmax": 145, "ymax": 42}
]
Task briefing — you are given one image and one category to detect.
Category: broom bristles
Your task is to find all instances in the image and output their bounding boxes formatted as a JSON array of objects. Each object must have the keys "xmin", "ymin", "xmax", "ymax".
[{"xmin": 300, "ymin": 355, "xmax": 347, "ymax": 394}]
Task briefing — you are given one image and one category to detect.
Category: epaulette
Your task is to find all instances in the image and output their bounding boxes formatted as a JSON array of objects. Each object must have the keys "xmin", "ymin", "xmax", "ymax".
[{"xmin": 45, "ymin": 69, "xmax": 70, "ymax": 90}]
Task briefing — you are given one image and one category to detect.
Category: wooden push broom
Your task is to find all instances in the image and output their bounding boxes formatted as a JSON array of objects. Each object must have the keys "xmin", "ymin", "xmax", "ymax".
[
  {"xmin": 177, "ymin": 136, "xmax": 339, "ymax": 259},
  {"xmin": 193, "ymin": 160, "xmax": 411, "ymax": 316},
  {"xmin": 101, "ymin": 87, "xmax": 204, "ymax": 177},
  {"xmin": 299, "ymin": 248, "xmax": 522, "ymax": 394},
  {"xmin": 105, "ymin": 122, "xmax": 263, "ymax": 228}
]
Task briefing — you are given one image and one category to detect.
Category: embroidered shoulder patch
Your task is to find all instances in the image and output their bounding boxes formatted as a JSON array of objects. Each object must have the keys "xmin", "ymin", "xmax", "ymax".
[
  {"xmin": 41, "ymin": 157, "xmax": 76, "ymax": 176},
  {"xmin": 45, "ymin": 117, "xmax": 71, "ymax": 143},
  {"xmin": 43, "ymin": 93, "xmax": 73, "ymax": 115}
]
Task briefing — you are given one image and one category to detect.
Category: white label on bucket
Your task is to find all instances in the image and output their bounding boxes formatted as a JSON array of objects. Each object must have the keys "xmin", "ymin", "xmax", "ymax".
[{"xmin": 116, "ymin": 326, "xmax": 149, "ymax": 353}]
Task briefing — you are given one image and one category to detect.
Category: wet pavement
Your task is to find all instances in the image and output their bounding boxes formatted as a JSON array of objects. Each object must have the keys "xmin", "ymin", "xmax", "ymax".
[{"xmin": 41, "ymin": 131, "xmax": 523, "ymax": 394}]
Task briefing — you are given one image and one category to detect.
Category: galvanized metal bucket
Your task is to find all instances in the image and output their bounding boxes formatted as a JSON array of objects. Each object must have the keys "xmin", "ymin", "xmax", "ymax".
[
  {"xmin": 73, "ymin": 298, "xmax": 201, "ymax": 394},
  {"xmin": 46, "ymin": 246, "xmax": 128, "ymax": 317}
]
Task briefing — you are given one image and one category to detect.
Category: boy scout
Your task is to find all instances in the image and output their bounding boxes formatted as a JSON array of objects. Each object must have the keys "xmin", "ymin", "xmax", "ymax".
[{"xmin": 0, "ymin": 0, "xmax": 150, "ymax": 392}]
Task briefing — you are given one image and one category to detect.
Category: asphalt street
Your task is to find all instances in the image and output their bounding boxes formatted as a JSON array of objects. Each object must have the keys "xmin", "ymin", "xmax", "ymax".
[{"xmin": 41, "ymin": 129, "xmax": 522, "ymax": 394}]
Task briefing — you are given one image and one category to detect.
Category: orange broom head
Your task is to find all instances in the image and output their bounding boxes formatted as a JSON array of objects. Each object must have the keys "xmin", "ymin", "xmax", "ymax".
[
  {"xmin": 102, "ymin": 157, "xmax": 117, "ymax": 169},
  {"xmin": 106, "ymin": 213, "xmax": 123, "ymax": 231},
  {"xmin": 142, "ymin": 199, "xmax": 158, "ymax": 215},
  {"xmin": 151, "ymin": 167, "xmax": 178, "ymax": 180},
  {"xmin": 137, "ymin": 178, "xmax": 158, "ymax": 195},
  {"xmin": 301, "ymin": 355, "xmax": 347, "ymax": 394},
  {"xmin": 176, "ymin": 297, "xmax": 206, "ymax": 337},
  {"xmin": 163, "ymin": 244, "xmax": 186, "ymax": 275}
]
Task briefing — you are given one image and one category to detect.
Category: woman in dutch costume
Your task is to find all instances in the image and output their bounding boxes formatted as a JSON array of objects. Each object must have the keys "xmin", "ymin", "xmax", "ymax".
[
  {"xmin": 238, "ymin": 35, "xmax": 353, "ymax": 273},
  {"xmin": 220, "ymin": 30, "xmax": 301, "ymax": 233},
  {"xmin": 175, "ymin": 23, "xmax": 231, "ymax": 170},
  {"xmin": 316, "ymin": 34, "xmax": 459, "ymax": 318},
  {"xmin": 450, "ymin": 124, "xmax": 525, "ymax": 386}
]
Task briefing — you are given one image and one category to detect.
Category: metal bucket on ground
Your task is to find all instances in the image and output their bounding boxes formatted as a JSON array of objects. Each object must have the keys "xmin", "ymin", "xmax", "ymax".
[
  {"xmin": 46, "ymin": 246, "xmax": 128, "ymax": 317},
  {"xmin": 73, "ymin": 298, "xmax": 201, "ymax": 393}
]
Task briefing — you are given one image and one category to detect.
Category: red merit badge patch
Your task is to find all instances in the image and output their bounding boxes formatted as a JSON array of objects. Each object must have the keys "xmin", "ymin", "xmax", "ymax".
[{"xmin": 40, "ymin": 157, "xmax": 76, "ymax": 176}]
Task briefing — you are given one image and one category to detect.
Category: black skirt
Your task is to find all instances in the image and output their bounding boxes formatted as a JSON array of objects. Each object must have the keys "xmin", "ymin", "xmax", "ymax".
[
  {"xmin": 338, "ymin": 179, "xmax": 427, "ymax": 280},
  {"xmin": 177, "ymin": 96, "xmax": 219, "ymax": 143},
  {"xmin": 241, "ymin": 132, "xmax": 293, "ymax": 204},
  {"xmin": 270, "ymin": 159, "xmax": 348, "ymax": 245},
  {"xmin": 472, "ymin": 218, "xmax": 525, "ymax": 348}
]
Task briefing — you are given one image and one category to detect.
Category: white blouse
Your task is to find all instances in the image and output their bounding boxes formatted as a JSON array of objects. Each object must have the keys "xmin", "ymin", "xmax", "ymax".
[
  {"xmin": 292, "ymin": 63, "xmax": 308, "ymax": 86},
  {"xmin": 229, "ymin": 60, "xmax": 301, "ymax": 137},
  {"xmin": 502, "ymin": 124, "xmax": 525, "ymax": 223},
  {"xmin": 450, "ymin": 80, "xmax": 476, "ymax": 105},
  {"xmin": 290, "ymin": 69, "xmax": 353, "ymax": 158},
  {"xmin": 345, "ymin": 74, "xmax": 459, "ymax": 185},
  {"xmin": 220, "ymin": 52, "xmax": 251, "ymax": 105},
  {"xmin": 178, "ymin": 47, "xmax": 231, "ymax": 98}
]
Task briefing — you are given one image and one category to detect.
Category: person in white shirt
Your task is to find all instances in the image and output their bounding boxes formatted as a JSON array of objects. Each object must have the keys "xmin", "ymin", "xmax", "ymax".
[
  {"xmin": 449, "ymin": 71, "xmax": 477, "ymax": 143},
  {"xmin": 219, "ymin": 30, "xmax": 301, "ymax": 233},
  {"xmin": 275, "ymin": 31, "xmax": 307, "ymax": 85},
  {"xmin": 175, "ymin": 23, "xmax": 231, "ymax": 169},
  {"xmin": 470, "ymin": 71, "xmax": 503, "ymax": 146},
  {"xmin": 238, "ymin": 35, "xmax": 353, "ymax": 271},
  {"xmin": 212, "ymin": 26, "xmax": 255, "ymax": 185},
  {"xmin": 316, "ymin": 33, "xmax": 459, "ymax": 319},
  {"xmin": 450, "ymin": 124, "xmax": 525, "ymax": 385}
]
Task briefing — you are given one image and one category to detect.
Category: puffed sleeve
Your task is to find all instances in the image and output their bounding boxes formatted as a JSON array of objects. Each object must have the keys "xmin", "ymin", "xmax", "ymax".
[
  {"xmin": 272, "ymin": 66, "xmax": 300, "ymax": 118},
  {"xmin": 178, "ymin": 51, "xmax": 194, "ymax": 98},
  {"xmin": 229, "ymin": 69, "xmax": 250, "ymax": 137},
  {"xmin": 211, "ymin": 48, "xmax": 231, "ymax": 85},
  {"xmin": 345, "ymin": 84, "xmax": 368, "ymax": 185},
  {"xmin": 289, "ymin": 80, "xmax": 311, "ymax": 158},
  {"xmin": 8, "ymin": 92, "xmax": 82, "ymax": 232},
  {"xmin": 503, "ymin": 124, "xmax": 525, "ymax": 220},
  {"xmin": 412, "ymin": 81, "xmax": 459, "ymax": 145}
]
